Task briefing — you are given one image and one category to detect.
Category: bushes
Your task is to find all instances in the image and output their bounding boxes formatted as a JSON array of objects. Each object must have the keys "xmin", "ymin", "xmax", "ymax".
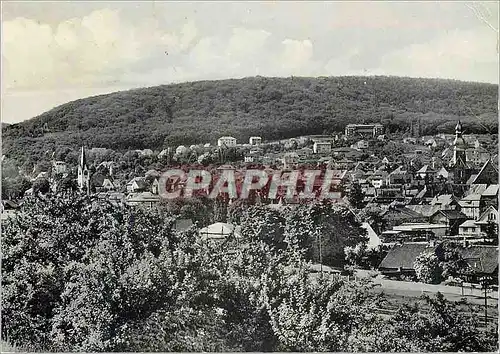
[
  {"xmin": 2, "ymin": 195, "xmax": 497, "ymax": 352},
  {"xmin": 414, "ymin": 252, "xmax": 443, "ymax": 284}
]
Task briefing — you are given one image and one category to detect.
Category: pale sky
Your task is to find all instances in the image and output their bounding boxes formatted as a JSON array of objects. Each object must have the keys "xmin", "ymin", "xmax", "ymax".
[{"xmin": 1, "ymin": 1, "xmax": 499, "ymax": 124}]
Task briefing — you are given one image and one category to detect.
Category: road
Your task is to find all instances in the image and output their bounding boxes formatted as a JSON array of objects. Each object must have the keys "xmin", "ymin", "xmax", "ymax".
[{"xmin": 354, "ymin": 269, "xmax": 498, "ymax": 307}]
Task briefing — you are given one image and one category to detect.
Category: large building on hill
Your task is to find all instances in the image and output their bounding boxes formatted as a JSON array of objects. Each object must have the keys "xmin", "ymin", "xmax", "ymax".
[
  {"xmin": 345, "ymin": 123, "xmax": 384, "ymax": 138},
  {"xmin": 217, "ymin": 136, "xmax": 237, "ymax": 147}
]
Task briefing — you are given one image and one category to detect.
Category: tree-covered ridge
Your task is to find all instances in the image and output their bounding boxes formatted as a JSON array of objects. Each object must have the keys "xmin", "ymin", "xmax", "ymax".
[{"xmin": 2, "ymin": 76, "xmax": 498, "ymax": 162}]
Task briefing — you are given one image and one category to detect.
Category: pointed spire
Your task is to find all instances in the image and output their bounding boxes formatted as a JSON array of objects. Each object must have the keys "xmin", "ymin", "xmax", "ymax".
[
  {"xmin": 455, "ymin": 120, "xmax": 463, "ymax": 135},
  {"xmin": 80, "ymin": 146, "xmax": 87, "ymax": 170}
]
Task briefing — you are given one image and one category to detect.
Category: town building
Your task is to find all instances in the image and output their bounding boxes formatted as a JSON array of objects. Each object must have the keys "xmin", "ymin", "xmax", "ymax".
[
  {"xmin": 52, "ymin": 161, "xmax": 67, "ymax": 175},
  {"xmin": 126, "ymin": 192, "xmax": 160, "ymax": 209},
  {"xmin": 199, "ymin": 222, "xmax": 242, "ymax": 242},
  {"xmin": 345, "ymin": 123, "xmax": 384, "ymax": 138},
  {"xmin": 351, "ymin": 140, "xmax": 369, "ymax": 150},
  {"xmin": 217, "ymin": 136, "xmax": 237, "ymax": 147},
  {"xmin": 313, "ymin": 141, "xmax": 332, "ymax": 154},
  {"xmin": 249, "ymin": 136, "xmax": 262, "ymax": 145}
]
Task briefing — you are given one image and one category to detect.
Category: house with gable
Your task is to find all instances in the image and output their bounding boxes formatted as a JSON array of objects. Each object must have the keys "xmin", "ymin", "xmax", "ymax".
[
  {"xmin": 126, "ymin": 177, "xmax": 149, "ymax": 193},
  {"xmin": 469, "ymin": 159, "xmax": 498, "ymax": 185},
  {"xmin": 430, "ymin": 194, "xmax": 460, "ymax": 210},
  {"xmin": 474, "ymin": 205, "xmax": 498, "ymax": 237},
  {"xmin": 379, "ymin": 242, "xmax": 438, "ymax": 277},
  {"xmin": 429, "ymin": 209, "xmax": 467, "ymax": 236}
]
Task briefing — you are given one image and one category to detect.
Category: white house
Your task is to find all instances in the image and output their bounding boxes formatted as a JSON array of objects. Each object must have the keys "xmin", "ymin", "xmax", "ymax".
[
  {"xmin": 136, "ymin": 149, "xmax": 154, "ymax": 156},
  {"xmin": 52, "ymin": 161, "xmax": 67, "ymax": 175},
  {"xmin": 102, "ymin": 178, "xmax": 118, "ymax": 191},
  {"xmin": 217, "ymin": 136, "xmax": 237, "ymax": 147},
  {"xmin": 459, "ymin": 194, "xmax": 482, "ymax": 220},
  {"xmin": 475, "ymin": 206, "xmax": 498, "ymax": 235},
  {"xmin": 126, "ymin": 177, "xmax": 148, "ymax": 193},
  {"xmin": 175, "ymin": 145, "xmax": 188, "ymax": 155},
  {"xmin": 249, "ymin": 136, "xmax": 262, "ymax": 145},
  {"xmin": 313, "ymin": 141, "xmax": 332, "ymax": 154},
  {"xmin": 352, "ymin": 140, "xmax": 369, "ymax": 150},
  {"xmin": 458, "ymin": 220, "xmax": 480, "ymax": 238}
]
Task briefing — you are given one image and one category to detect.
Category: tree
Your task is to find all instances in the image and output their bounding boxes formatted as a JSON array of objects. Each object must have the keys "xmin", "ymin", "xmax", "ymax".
[
  {"xmin": 347, "ymin": 292, "xmax": 497, "ymax": 352},
  {"xmin": 390, "ymin": 293, "xmax": 496, "ymax": 352},
  {"xmin": 414, "ymin": 252, "xmax": 443, "ymax": 284},
  {"xmin": 32, "ymin": 178, "xmax": 50, "ymax": 195},
  {"xmin": 226, "ymin": 199, "xmax": 251, "ymax": 224},
  {"xmin": 263, "ymin": 263, "xmax": 379, "ymax": 352},
  {"xmin": 240, "ymin": 206, "xmax": 286, "ymax": 250},
  {"xmin": 484, "ymin": 220, "xmax": 498, "ymax": 245},
  {"xmin": 2, "ymin": 176, "xmax": 31, "ymax": 200},
  {"xmin": 348, "ymin": 183, "xmax": 364, "ymax": 209},
  {"xmin": 1, "ymin": 195, "xmax": 223, "ymax": 351},
  {"xmin": 282, "ymin": 201, "xmax": 368, "ymax": 268}
]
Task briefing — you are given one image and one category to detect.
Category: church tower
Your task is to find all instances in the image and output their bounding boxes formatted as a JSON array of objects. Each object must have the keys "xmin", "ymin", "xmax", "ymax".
[
  {"xmin": 452, "ymin": 121, "xmax": 467, "ymax": 166},
  {"xmin": 78, "ymin": 146, "xmax": 90, "ymax": 194},
  {"xmin": 452, "ymin": 121, "xmax": 469, "ymax": 184}
]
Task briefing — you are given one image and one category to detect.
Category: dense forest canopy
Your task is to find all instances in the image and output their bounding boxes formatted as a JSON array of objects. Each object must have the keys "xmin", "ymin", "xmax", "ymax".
[{"xmin": 2, "ymin": 76, "xmax": 498, "ymax": 163}]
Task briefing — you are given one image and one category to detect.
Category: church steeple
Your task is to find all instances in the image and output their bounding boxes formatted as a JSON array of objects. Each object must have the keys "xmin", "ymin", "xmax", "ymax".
[
  {"xmin": 452, "ymin": 120, "xmax": 469, "ymax": 184},
  {"xmin": 78, "ymin": 146, "xmax": 90, "ymax": 194},
  {"xmin": 79, "ymin": 146, "xmax": 88, "ymax": 170},
  {"xmin": 455, "ymin": 120, "xmax": 463, "ymax": 136},
  {"xmin": 453, "ymin": 120, "xmax": 467, "ymax": 163}
]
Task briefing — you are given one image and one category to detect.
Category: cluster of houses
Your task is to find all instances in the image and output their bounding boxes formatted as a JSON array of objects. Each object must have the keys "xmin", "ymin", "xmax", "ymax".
[{"xmin": 2, "ymin": 120, "xmax": 498, "ymax": 284}]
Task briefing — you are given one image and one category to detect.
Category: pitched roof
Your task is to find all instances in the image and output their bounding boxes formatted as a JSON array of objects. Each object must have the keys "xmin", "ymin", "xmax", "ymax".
[
  {"xmin": 430, "ymin": 209, "xmax": 467, "ymax": 220},
  {"xmin": 430, "ymin": 194, "xmax": 456, "ymax": 206},
  {"xmin": 128, "ymin": 177, "xmax": 148, "ymax": 188},
  {"xmin": 461, "ymin": 193, "xmax": 481, "ymax": 202},
  {"xmin": 126, "ymin": 192, "xmax": 160, "ymax": 203},
  {"xmin": 467, "ymin": 184, "xmax": 488, "ymax": 195},
  {"xmin": 407, "ymin": 204, "xmax": 442, "ymax": 218},
  {"xmin": 417, "ymin": 165, "xmax": 434, "ymax": 173},
  {"xmin": 477, "ymin": 205, "xmax": 498, "ymax": 223},
  {"xmin": 382, "ymin": 206, "xmax": 426, "ymax": 219},
  {"xmin": 459, "ymin": 219, "xmax": 476, "ymax": 228},
  {"xmin": 436, "ymin": 167, "xmax": 449, "ymax": 177},
  {"xmin": 379, "ymin": 243, "xmax": 436, "ymax": 270},
  {"xmin": 415, "ymin": 187, "xmax": 427, "ymax": 199},
  {"xmin": 389, "ymin": 166, "xmax": 406, "ymax": 175},
  {"xmin": 466, "ymin": 174, "xmax": 478, "ymax": 185},
  {"xmin": 471, "ymin": 159, "xmax": 499, "ymax": 185},
  {"xmin": 199, "ymin": 222, "xmax": 242, "ymax": 240},
  {"xmin": 459, "ymin": 245, "xmax": 498, "ymax": 274},
  {"xmin": 482, "ymin": 184, "xmax": 499, "ymax": 197}
]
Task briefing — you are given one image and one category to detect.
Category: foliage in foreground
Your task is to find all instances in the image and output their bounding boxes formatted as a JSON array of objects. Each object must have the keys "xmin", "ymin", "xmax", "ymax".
[{"xmin": 2, "ymin": 194, "xmax": 497, "ymax": 352}]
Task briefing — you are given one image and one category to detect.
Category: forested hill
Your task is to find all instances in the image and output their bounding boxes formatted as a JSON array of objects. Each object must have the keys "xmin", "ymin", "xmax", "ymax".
[{"xmin": 3, "ymin": 76, "xmax": 498, "ymax": 161}]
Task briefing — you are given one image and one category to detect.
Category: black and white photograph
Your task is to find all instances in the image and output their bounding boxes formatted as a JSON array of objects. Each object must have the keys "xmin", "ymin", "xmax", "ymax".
[{"xmin": 1, "ymin": 1, "xmax": 499, "ymax": 352}]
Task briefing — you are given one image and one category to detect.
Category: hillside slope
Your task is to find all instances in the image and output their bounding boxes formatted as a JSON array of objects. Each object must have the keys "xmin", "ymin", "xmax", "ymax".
[{"xmin": 2, "ymin": 76, "xmax": 498, "ymax": 162}]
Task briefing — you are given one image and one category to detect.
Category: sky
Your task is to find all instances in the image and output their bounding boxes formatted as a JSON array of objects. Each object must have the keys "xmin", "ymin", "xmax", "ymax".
[{"xmin": 1, "ymin": 1, "xmax": 499, "ymax": 124}]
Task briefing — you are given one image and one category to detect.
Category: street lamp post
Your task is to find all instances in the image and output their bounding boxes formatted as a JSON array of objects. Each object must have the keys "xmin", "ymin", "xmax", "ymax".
[{"xmin": 479, "ymin": 275, "xmax": 493, "ymax": 324}]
